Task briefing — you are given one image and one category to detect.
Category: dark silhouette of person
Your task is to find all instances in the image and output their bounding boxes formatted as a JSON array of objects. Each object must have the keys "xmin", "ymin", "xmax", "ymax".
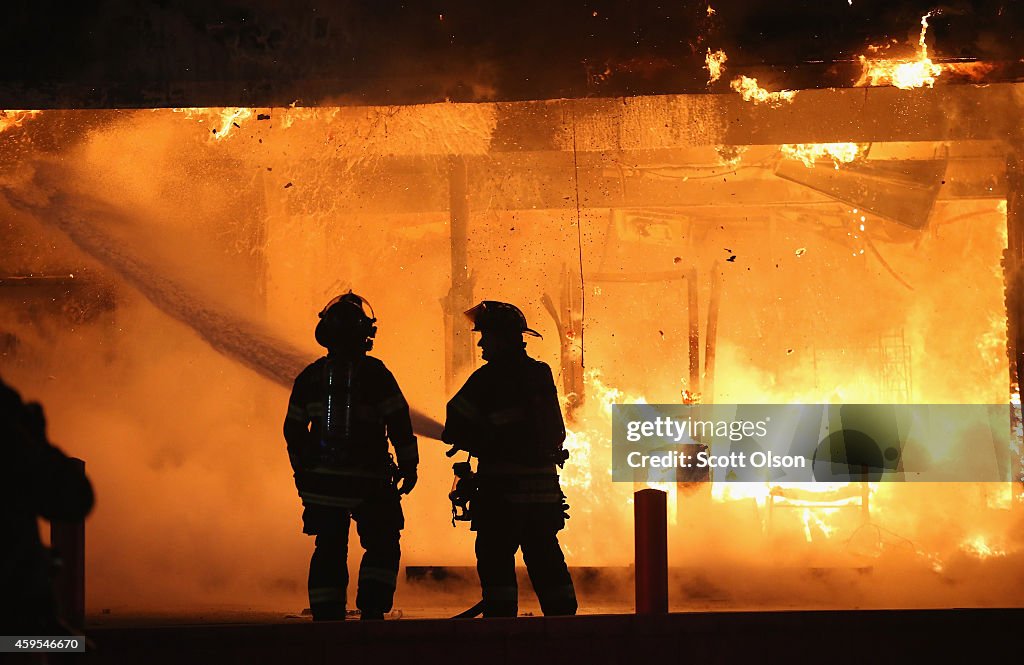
[
  {"xmin": 442, "ymin": 301, "xmax": 577, "ymax": 617},
  {"xmin": 0, "ymin": 374, "xmax": 93, "ymax": 634},
  {"xmin": 283, "ymin": 292, "xmax": 418, "ymax": 621}
]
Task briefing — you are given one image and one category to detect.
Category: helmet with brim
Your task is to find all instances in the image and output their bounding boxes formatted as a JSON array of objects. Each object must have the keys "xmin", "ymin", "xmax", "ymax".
[{"xmin": 464, "ymin": 300, "xmax": 541, "ymax": 338}]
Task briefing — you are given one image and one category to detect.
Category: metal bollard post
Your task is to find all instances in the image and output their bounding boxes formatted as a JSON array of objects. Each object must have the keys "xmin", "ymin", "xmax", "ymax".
[
  {"xmin": 634, "ymin": 488, "xmax": 668, "ymax": 614},
  {"xmin": 50, "ymin": 458, "xmax": 86, "ymax": 627}
]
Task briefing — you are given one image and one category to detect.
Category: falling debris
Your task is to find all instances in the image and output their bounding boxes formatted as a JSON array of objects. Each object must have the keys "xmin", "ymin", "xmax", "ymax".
[
  {"xmin": 729, "ymin": 75, "xmax": 797, "ymax": 106},
  {"xmin": 257, "ymin": 113, "xmax": 271, "ymax": 121},
  {"xmin": 726, "ymin": 255, "xmax": 737, "ymax": 262},
  {"xmin": 705, "ymin": 48, "xmax": 727, "ymax": 85},
  {"xmin": 172, "ymin": 107, "xmax": 254, "ymax": 140},
  {"xmin": 795, "ymin": 247, "xmax": 807, "ymax": 257},
  {"xmin": 215, "ymin": 108, "xmax": 253, "ymax": 138},
  {"xmin": 283, "ymin": 182, "xmax": 293, "ymax": 189}
]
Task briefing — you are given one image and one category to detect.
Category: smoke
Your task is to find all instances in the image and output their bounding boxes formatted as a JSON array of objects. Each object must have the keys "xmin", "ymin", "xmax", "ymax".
[{"xmin": 0, "ymin": 144, "xmax": 459, "ymax": 612}]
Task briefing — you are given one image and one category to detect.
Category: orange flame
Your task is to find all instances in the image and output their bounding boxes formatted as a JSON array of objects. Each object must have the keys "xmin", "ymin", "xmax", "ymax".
[
  {"xmin": 0, "ymin": 109, "xmax": 42, "ymax": 134},
  {"xmin": 729, "ymin": 75, "xmax": 797, "ymax": 106},
  {"xmin": 561, "ymin": 371, "xmax": 679, "ymax": 526},
  {"xmin": 941, "ymin": 61, "xmax": 996, "ymax": 81},
  {"xmin": 801, "ymin": 507, "xmax": 837, "ymax": 542},
  {"xmin": 855, "ymin": 12, "xmax": 994, "ymax": 89},
  {"xmin": 960, "ymin": 535, "xmax": 1007, "ymax": 559},
  {"xmin": 705, "ymin": 48, "xmax": 727, "ymax": 85},
  {"xmin": 781, "ymin": 142, "xmax": 862, "ymax": 169},
  {"xmin": 172, "ymin": 107, "xmax": 254, "ymax": 140}
]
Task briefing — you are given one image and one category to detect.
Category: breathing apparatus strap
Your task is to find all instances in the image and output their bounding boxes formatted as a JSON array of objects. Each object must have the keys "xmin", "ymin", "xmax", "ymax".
[{"xmin": 320, "ymin": 357, "xmax": 356, "ymax": 460}]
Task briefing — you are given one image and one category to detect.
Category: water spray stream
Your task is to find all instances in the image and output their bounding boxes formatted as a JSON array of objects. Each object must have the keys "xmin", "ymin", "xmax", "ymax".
[{"xmin": 1, "ymin": 177, "xmax": 444, "ymax": 440}]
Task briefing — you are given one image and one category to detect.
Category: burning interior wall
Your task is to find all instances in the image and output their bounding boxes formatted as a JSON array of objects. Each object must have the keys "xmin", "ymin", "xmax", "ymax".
[{"xmin": 0, "ymin": 93, "xmax": 1022, "ymax": 614}]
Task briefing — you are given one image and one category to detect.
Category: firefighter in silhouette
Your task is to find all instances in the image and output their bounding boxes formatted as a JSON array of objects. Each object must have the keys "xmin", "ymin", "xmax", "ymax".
[
  {"xmin": 283, "ymin": 292, "xmax": 418, "ymax": 621},
  {"xmin": 442, "ymin": 301, "xmax": 577, "ymax": 617},
  {"xmin": 1, "ymin": 375, "xmax": 94, "ymax": 635}
]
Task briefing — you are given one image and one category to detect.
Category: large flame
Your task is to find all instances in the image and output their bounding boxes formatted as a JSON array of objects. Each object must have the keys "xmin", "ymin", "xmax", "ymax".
[
  {"xmin": 560, "ymin": 370, "xmax": 687, "ymax": 533},
  {"xmin": 563, "ymin": 367, "xmax": 887, "ymax": 542},
  {"xmin": 1, "ymin": 105, "xmax": 1019, "ymax": 609},
  {"xmin": 562, "ymin": 368, "xmax": 648, "ymax": 495},
  {"xmin": 855, "ymin": 12, "xmax": 994, "ymax": 89}
]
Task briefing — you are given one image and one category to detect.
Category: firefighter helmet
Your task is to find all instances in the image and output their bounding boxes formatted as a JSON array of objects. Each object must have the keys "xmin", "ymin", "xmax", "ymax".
[
  {"xmin": 315, "ymin": 291, "xmax": 378, "ymax": 349},
  {"xmin": 464, "ymin": 301, "xmax": 541, "ymax": 338}
]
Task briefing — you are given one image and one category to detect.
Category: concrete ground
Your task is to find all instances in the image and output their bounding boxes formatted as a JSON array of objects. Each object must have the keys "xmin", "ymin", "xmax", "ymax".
[{"xmin": 81, "ymin": 608, "xmax": 1023, "ymax": 664}]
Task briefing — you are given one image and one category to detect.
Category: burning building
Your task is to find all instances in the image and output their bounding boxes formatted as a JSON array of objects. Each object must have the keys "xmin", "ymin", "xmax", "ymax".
[{"xmin": 1, "ymin": 1, "xmax": 1023, "ymax": 655}]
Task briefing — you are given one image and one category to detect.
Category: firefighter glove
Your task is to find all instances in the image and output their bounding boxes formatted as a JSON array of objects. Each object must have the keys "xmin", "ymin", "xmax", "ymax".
[{"xmin": 397, "ymin": 467, "xmax": 418, "ymax": 495}]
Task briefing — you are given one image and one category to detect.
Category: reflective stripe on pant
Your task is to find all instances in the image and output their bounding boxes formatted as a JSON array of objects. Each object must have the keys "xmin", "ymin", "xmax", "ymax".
[
  {"xmin": 475, "ymin": 525, "xmax": 577, "ymax": 618},
  {"xmin": 304, "ymin": 494, "xmax": 403, "ymax": 619}
]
